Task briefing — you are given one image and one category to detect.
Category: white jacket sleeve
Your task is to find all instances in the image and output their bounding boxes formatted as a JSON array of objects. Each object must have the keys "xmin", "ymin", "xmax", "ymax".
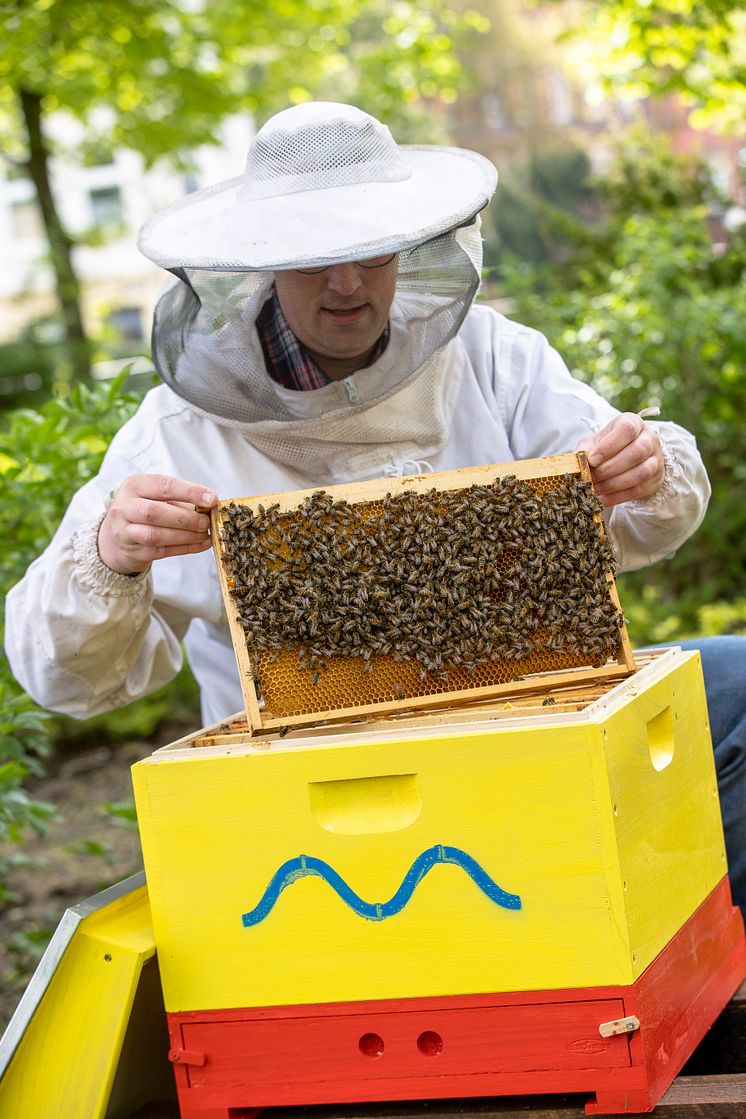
[
  {"xmin": 484, "ymin": 308, "xmax": 711, "ymax": 572},
  {"xmin": 604, "ymin": 419, "xmax": 711, "ymax": 571},
  {"xmin": 4, "ymin": 466, "xmax": 189, "ymax": 720}
]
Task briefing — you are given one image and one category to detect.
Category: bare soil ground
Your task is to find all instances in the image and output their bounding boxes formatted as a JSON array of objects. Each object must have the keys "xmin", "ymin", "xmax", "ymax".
[{"xmin": 0, "ymin": 721, "xmax": 193, "ymax": 1034}]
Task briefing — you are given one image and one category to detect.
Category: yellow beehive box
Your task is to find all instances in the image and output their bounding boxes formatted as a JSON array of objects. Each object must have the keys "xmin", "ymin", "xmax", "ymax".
[{"xmin": 132, "ymin": 648, "xmax": 727, "ymax": 1015}]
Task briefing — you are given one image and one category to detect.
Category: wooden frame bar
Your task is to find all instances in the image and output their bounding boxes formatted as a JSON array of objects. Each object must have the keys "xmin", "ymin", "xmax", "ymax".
[{"xmin": 209, "ymin": 453, "xmax": 635, "ymax": 736}]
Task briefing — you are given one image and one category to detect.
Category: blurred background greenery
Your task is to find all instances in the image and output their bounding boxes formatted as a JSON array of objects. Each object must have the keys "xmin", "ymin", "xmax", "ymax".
[{"xmin": 0, "ymin": 0, "xmax": 744, "ymax": 913}]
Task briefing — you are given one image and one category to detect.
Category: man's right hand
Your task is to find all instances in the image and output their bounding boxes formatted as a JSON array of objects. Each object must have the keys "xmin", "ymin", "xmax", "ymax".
[{"xmin": 97, "ymin": 475, "xmax": 218, "ymax": 575}]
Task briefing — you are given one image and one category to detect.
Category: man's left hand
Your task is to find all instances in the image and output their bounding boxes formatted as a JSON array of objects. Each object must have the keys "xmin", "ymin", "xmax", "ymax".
[{"xmin": 576, "ymin": 413, "xmax": 665, "ymax": 508}]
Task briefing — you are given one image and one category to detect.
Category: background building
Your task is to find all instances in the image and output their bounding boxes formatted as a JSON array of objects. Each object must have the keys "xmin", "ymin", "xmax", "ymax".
[{"xmin": 0, "ymin": 114, "xmax": 253, "ymax": 376}]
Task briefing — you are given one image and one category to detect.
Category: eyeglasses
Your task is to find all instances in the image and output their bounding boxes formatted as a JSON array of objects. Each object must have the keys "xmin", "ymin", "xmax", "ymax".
[{"xmin": 295, "ymin": 253, "xmax": 397, "ymax": 275}]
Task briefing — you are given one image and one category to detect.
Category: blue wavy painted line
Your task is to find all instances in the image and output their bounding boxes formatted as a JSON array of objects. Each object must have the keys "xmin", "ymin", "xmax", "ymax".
[{"xmin": 241, "ymin": 844, "xmax": 521, "ymax": 927}]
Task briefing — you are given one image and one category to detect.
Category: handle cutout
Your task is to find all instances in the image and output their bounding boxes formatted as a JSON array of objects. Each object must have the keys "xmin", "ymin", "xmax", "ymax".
[
  {"xmin": 309, "ymin": 774, "xmax": 421, "ymax": 834},
  {"xmin": 647, "ymin": 706, "xmax": 674, "ymax": 771}
]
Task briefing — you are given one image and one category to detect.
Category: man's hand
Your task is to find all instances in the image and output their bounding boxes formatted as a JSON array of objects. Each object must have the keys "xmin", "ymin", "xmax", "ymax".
[
  {"xmin": 576, "ymin": 413, "xmax": 665, "ymax": 508},
  {"xmin": 97, "ymin": 475, "xmax": 218, "ymax": 575}
]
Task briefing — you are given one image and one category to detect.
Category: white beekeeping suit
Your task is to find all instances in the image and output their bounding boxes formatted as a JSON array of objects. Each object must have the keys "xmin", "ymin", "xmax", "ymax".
[{"xmin": 5, "ymin": 102, "xmax": 709, "ymax": 725}]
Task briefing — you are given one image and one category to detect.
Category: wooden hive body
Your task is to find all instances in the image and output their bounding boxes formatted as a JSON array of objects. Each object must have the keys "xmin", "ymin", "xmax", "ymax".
[
  {"xmin": 131, "ymin": 648, "xmax": 745, "ymax": 1116},
  {"xmin": 209, "ymin": 453, "xmax": 635, "ymax": 734},
  {"xmin": 133, "ymin": 649, "xmax": 730, "ymax": 1012}
]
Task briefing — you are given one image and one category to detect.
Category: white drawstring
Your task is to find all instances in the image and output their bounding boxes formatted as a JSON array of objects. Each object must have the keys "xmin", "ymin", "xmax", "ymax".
[
  {"xmin": 580, "ymin": 404, "xmax": 661, "ymax": 434},
  {"xmin": 382, "ymin": 459, "xmax": 434, "ymax": 477}
]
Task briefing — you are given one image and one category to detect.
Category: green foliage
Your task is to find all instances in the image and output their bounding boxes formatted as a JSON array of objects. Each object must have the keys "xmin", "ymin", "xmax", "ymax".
[
  {"xmin": 0, "ymin": 369, "xmax": 204, "ymax": 913},
  {"xmin": 557, "ymin": 0, "xmax": 746, "ymax": 132},
  {"xmin": 0, "ymin": 372, "xmax": 145, "ymax": 900},
  {"xmin": 619, "ymin": 585, "xmax": 746, "ymax": 647},
  {"xmin": 100, "ymin": 799, "xmax": 138, "ymax": 834},
  {"xmin": 482, "ymin": 144, "xmax": 595, "ymax": 273},
  {"xmin": 2, "ymin": 921, "xmax": 55, "ymax": 1007},
  {"xmin": 529, "ymin": 148, "xmax": 594, "ymax": 213},
  {"xmin": 484, "ymin": 181, "xmax": 549, "ymax": 265},
  {"xmin": 5, "ymin": 925, "xmax": 53, "ymax": 967},
  {"xmin": 498, "ymin": 135, "xmax": 746, "ymax": 644},
  {"xmin": 0, "ymin": 332, "xmax": 58, "ymax": 410},
  {"xmin": 595, "ymin": 130, "xmax": 717, "ymax": 216},
  {"xmin": 0, "ymin": 0, "xmax": 481, "ymax": 161},
  {"xmin": 0, "ymin": 0, "xmax": 484, "ymax": 390},
  {"xmin": 0, "ymin": 688, "xmax": 52, "ymax": 783},
  {"xmin": 0, "ymin": 687, "xmax": 56, "ymax": 903},
  {"xmin": 698, "ymin": 597, "xmax": 746, "ymax": 635},
  {"xmin": 64, "ymin": 837, "xmax": 116, "ymax": 863},
  {"xmin": 0, "ymin": 372, "xmax": 146, "ymax": 588}
]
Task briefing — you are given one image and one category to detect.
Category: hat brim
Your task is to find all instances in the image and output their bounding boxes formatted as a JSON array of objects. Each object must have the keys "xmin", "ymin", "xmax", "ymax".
[{"xmin": 138, "ymin": 146, "xmax": 497, "ymax": 271}]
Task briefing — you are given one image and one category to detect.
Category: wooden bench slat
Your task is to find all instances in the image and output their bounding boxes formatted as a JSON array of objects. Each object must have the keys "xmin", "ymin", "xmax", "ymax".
[{"xmin": 660, "ymin": 1073, "xmax": 746, "ymax": 1107}]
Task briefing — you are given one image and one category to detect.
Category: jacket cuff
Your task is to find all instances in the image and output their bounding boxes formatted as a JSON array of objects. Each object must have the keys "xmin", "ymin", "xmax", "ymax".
[
  {"xmin": 634, "ymin": 433, "xmax": 683, "ymax": 508},
  {"xmin": 72, "ymin": 517, "xmax": 150, "ymax": 596}
]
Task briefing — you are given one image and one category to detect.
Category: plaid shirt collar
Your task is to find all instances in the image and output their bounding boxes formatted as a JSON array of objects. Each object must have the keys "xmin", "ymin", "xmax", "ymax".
[{"xmin": 256, "ymin": 289, "xmax": 390, "ymax": 392}]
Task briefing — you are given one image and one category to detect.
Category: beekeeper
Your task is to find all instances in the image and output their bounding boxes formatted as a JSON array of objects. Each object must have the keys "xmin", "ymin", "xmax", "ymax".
[{"xmin": 5, "ymin": 103, "xmax": 742, "ymax": 913}]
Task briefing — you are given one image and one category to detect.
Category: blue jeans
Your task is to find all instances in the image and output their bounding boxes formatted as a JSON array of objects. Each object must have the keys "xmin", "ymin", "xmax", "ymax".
[{"xmin": 652, "ymin": 637, "xmax": 746, "ymax": 920}]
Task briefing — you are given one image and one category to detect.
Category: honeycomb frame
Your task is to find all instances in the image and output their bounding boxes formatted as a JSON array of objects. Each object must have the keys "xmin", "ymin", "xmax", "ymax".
[
  {"xmin": 209, "ymin": 453, "xmax": 635, "ymax": 737},
  {"xmin": 182, "ymin": 650, "xmax": 665, "ymax": 751}
]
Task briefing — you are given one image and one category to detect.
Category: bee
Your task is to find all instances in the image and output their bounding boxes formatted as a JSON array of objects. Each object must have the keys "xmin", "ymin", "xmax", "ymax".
[{"xmin": 220, "ymin": 468, "xmax": 623, "ymax": 704}]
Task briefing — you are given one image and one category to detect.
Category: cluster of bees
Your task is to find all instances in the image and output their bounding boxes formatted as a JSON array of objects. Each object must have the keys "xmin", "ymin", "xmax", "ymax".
[{"xmin": 219, "ymin": 475, "xmax": 623, "ymax": 685}]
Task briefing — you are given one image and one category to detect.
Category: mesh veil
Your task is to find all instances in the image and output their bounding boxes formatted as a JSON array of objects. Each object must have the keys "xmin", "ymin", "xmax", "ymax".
[{"xmin": 151, "ymin": 217, "xmax": 484, "ymax": 478}]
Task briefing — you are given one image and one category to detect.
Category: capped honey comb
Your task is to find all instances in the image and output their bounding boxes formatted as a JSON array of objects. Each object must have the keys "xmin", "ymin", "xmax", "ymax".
[{"xmin": 210, "ymin": 454, "xmax": 635, "ymax": 735}]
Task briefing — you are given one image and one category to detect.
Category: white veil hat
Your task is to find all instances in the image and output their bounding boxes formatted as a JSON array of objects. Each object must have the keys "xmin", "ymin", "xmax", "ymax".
[{"xmin": 138, "ymin": 101, "xmax": 497, "ymax": 271}]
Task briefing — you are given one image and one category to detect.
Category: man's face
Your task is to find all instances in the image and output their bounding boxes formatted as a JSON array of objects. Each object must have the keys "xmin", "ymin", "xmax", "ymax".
[{"xmin": 274, "ymin": 255, "xmax": 398, "ymax": 381}]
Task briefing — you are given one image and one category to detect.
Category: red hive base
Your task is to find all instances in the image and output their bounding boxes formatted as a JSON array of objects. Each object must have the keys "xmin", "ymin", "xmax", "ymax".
[{"xmin": 167, "ymin": 876, "xmax": 745, "ymax": 1118}]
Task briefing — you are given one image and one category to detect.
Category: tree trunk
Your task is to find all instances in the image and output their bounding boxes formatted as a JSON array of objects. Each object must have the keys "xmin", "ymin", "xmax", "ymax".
[{"xmin": 18, "ymin": 86, "xmax": 91, "ymax": 382}]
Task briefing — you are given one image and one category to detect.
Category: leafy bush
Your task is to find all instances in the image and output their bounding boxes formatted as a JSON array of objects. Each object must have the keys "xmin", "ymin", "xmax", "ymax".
[
  {"xmin": 0, "ymin": 687, "xmax": 55, "ymax": 903},
  {"xmin": 1, "ymin": 373, "xmax": 144, "ymax": 585},
  {"xmin": 498, "ymin": 136, "xmax": 746, "ymax": 644},
  {"xmin": 0, "ymin": 332, "xmax": 59, "ymax": 411},
  {"xmin": 482, "ymin": 144, "xmax": 596, "ymax": 273},
  {"xmin": 0, "ymin": 370, "xmax": 199, "ymax": 902}
]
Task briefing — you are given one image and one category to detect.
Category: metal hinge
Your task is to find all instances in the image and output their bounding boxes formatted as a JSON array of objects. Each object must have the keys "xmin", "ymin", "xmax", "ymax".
[{"xmin": 599, "ymin": 1015, "xmax": 641, "ymax": 1038}]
